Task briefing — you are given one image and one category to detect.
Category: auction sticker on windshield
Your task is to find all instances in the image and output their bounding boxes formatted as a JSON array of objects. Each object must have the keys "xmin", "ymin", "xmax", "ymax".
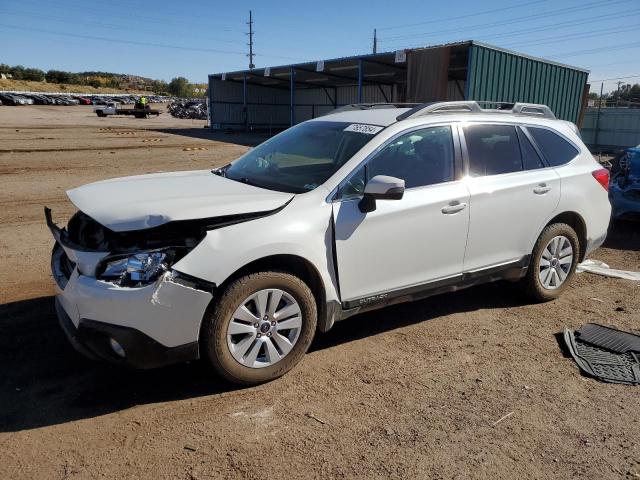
[{"xmin": 344, "ymin": 124, "xmax": 384, "ymax": 135}]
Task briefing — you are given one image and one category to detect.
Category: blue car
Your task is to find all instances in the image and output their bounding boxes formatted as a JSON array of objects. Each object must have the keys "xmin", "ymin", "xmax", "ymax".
[{"xmin": 610, "ymin": 146, "xmax": 640, "ymax": 221}]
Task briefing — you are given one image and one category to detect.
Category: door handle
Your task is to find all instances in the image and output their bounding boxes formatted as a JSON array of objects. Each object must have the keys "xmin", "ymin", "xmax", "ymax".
[
  {"xmin": 533, "ymin": 183, "xmax": 551, "ymax": 195},
  {"xmin": 441, "ymin": 201, "xmax": 467, "ymax": 214}
]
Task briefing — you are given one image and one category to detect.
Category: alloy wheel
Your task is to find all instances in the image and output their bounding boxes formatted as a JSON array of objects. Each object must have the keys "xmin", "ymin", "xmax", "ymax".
[
  {"xmin": 226, "ymin": 289, "xmax": 302, "ymax": 368},
  {"xmin": 538, "ymin": 235, "xmax": 574, "ymax": 290}
]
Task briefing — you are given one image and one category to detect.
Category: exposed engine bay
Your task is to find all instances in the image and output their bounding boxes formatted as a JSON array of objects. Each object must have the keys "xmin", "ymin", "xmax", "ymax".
[{"xmin": 45, "ymin": 205, "xmax": 285, "ymax": 287}]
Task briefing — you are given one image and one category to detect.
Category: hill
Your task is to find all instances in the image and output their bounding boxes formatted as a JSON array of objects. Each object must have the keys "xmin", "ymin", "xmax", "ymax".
[{"xmin": 0, "ymin": 78, "xmax": 147, "ymax": 94}]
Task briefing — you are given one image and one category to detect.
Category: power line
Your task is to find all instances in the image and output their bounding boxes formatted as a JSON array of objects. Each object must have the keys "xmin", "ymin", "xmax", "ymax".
[
  {"xmin": 549, "ymin": 41, "xmax": 640, "ymax": 59},
  {"xmin": 465, "ymin": 10, "xmax": 639, "ymax": 43},
  {"xmin": 504, "ymin": 24, "xmax": 638, "ymax": 49},
  {"xmin": 13, "ymin": 0, "xmax": 244, "ymax": 33},
  {"xmin": 0, "ymin": 9, "xmax": 247, "ymax": 45},
  {"xmin": 586, "ymin": 59, "xmax": 640, "ymax": 69},
  {"xmin": 380, "ymin": 0, "xmax": 631, "ymax": 42},
  {"xmin": 0, "ymin": 24, "xmax": 249, "ymax": 55},
  {"xmin": 590, "ymin": 74, "xmax": 640, "ymax": 82},
  {"xmin": 377, "ymin": 0, "xmax": 551, "ymax": 31},
  {"xmin": 383, "ymin": 18, "xmax": 639, "ymax": 53},
  {"xmin": 0, "ymin": 23, "xmax": 299, "ymax": 61}
]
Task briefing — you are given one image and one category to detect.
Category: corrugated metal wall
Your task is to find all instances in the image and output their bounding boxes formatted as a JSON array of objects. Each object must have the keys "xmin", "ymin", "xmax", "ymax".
[
  {"xmin": 581, "ymin": 108, "xmax": 640, "ymax": 150},
  {"xmin": 466, "ymin": 44, "xmax": 588, "ymax": 123}
]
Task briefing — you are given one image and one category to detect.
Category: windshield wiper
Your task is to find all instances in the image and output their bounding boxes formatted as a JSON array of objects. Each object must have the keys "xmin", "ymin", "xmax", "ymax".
[
  {"xmin": 211, "ymin": 164, "xmax": 229, "ymax": 177},
  {"xmin": 234, "ymin": 176, "xmax": 264, "ymax": 188}
]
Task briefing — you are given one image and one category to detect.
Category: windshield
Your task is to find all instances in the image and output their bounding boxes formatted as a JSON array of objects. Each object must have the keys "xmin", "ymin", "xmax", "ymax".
[{"xmin": 220, "ymin": 121, "xmax": 381, "ymax": 193}]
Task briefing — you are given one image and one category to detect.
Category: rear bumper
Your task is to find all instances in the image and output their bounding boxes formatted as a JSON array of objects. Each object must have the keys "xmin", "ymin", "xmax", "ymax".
[{"xmin": 585, "ymin": 232, "xmax": 608, "ymax": 256}]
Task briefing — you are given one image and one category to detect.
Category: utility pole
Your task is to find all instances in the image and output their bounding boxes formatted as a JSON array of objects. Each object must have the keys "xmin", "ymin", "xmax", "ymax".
[
  {"xmin": 616, "ymin": 80, "xmax": 623, "ymax": 107},
  {"xmin": 372, "ymin": 28, "xmax": 377, "ymax": 54},
  {"xmin": 594, "ymin": 82, "xmax": 603, "ymax": 151},
  {"xmin": 247, "ymin": 10, "xmax": 255, "ymax": 70}
]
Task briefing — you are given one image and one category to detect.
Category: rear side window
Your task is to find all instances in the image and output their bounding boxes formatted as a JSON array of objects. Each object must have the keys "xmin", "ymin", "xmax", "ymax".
[
  {"xmin": 517, "ymin": 127, "xmax": 545, "ymax": 170},
  {"xmin": 527, "ymin": 127, "xmax": 579, "ymax": 167},
  {"xmin": 464, "ymin": 124, "xmax": 522, "ymax": 176}
]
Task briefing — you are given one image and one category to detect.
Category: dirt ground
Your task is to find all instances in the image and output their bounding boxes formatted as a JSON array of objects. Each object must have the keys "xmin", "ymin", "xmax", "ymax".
[{"xmin": 1, "ymin": 105, "xmax": 639, "ymax": 480}]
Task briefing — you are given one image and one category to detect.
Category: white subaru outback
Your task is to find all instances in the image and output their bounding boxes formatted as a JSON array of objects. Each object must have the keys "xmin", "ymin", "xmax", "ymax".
[{"xmin": 47, "ymin": 101, "xmax": 611, "ymax": 385}]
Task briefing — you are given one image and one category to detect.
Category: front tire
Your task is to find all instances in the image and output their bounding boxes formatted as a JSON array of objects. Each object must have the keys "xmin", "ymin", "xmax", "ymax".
[
  {"xmin": 521, "ymin": 223, "xmax": 579, "ymax": 302},
  {"xmin": 201, "ymin": 271, "xmax": 317, "ymax": 385}
]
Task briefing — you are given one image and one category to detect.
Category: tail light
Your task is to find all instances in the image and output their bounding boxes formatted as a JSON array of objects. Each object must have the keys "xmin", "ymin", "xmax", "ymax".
[{"xmin": 592, "ymin": 168, "xmax": 609, "ymax": 191}]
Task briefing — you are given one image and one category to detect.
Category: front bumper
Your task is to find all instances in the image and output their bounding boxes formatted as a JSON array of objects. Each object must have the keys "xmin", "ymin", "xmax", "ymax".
[
  {"xmin": 51, "ymin": 243, "xmax": 213, "ymax": 369},
  {"xmin": 55, "ymin": 297, "xmax": 199, "ymax": 369}
]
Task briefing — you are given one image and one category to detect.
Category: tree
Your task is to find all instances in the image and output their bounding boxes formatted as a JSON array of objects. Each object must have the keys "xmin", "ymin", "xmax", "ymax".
[
  {"xmin": 46, "ymin": 69, "xmax": 72, "ymax": 84},
  {"xmin": 23, "ymin": 68, "xmax": 45, "ymax": 81},
  {"xmin": 151, "ymin": 79, "xmax": 169, "ymax": 94},
  {"xmin": 11, "ymin": 65, "xmax": 26, "ymax": 80},
  {"xmin": 168, "ymin": 77, "xmax": 193, "ymax": 97}
]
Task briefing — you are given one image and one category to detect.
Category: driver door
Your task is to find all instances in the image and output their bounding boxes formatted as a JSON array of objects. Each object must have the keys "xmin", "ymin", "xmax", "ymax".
[{"xmin": 332, "ymin": 125, "xmax": 470, "ymax": 304}]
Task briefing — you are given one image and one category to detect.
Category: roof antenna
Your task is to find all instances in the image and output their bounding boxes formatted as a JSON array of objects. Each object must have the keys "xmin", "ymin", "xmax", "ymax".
[{"xmin": 372, "ymin": 28, "xmax": 377, "ymax": 54}]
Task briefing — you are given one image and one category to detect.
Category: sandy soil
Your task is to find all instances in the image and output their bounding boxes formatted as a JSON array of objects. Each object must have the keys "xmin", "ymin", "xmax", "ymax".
[{"xmin": 0, "ymin": 105, "xmax": 639, "ymax": 480}]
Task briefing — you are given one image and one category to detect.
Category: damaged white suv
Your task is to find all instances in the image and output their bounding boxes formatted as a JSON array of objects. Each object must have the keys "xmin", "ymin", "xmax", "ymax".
[{"xmin": 47, "ymin": 101, "xmax": 611, "ymax": 385}]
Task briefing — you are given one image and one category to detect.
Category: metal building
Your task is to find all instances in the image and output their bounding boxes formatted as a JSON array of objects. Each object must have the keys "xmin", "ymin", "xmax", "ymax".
[
  {"xmin": 207, "ymin": 40, "xmax": 589, "ymax": 132},
  {"xmin": 581, "ymin": 108, "xmax": 640, "ymax": 151}
]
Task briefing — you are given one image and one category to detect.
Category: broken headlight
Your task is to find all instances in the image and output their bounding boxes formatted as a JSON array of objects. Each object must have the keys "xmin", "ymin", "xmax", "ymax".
[{"xmin": 99, "ymin": 249, "xmax": 181, "ymax": 286}]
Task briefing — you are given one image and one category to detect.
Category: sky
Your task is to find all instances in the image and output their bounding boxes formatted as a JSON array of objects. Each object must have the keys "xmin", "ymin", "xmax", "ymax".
[{"xmin": 1, "ymin": 0, "xmax": 639, "ymax": 93}]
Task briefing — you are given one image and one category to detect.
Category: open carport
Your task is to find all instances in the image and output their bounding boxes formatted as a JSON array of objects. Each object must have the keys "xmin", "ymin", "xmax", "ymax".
[{"xmin": 208, "ymin": 40, "xmax": 590, "ymax": 131}]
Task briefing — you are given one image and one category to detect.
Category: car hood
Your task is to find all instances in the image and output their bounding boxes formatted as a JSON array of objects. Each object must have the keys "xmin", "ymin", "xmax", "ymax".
[{"xmin": 66, "ymin": 170, "xmax": 294, "ymax": 232}]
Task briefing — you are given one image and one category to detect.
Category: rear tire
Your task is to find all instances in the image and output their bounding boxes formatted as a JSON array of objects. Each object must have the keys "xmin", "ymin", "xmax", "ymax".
[
  {"xmin": 96, "ymin": 110, "xmax": 105, "ymax": 117},
  {"xmin": 521, "ymin": 223, "xmax": 579, "ymax": 302},
  {"xmin": 201, "ymin": 271, "xmax": 317, "ymax": 385}
]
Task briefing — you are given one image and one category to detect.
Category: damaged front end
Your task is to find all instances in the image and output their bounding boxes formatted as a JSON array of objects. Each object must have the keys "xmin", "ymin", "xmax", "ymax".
[
  {"xmin": 45, "ymin": 207, "xmax": 248, "ymax": 368},
  {"xmin": 45, "ymin": 205, "xmax": 271, "ymax": 286}
]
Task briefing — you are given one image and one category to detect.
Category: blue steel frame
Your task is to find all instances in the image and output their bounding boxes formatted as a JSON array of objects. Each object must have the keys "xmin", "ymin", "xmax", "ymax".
[
  {"xmin": 290, "ymin": 67, "xmax": 296, "ymax": 126},
  {"xmin": 357, "ymin": 59, "xmax": 363, "ymax": 103},
  {"xmin": 242, "ymin": 73, "xmax": 248, "ymax": 131}
]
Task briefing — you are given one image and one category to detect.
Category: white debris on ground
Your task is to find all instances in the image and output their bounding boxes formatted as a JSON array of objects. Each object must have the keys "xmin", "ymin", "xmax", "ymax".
[{"xmin": 577, "ymin": 259, "xmax": 640, "ymax": 281}]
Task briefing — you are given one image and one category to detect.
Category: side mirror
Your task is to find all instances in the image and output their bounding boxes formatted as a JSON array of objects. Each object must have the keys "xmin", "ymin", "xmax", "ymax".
[{"xmin": 359, "ymin": 175, "xmax": 405, "ymax": 213}]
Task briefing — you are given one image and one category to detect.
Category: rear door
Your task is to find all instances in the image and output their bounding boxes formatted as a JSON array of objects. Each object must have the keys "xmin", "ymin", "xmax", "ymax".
[
  {"xmin": 460, "ymin": 123, "xmax": 561, "ymax": 272},
  {"xmin": 332, "ymin": 124, "xmax": 470, "ymax": 304}
]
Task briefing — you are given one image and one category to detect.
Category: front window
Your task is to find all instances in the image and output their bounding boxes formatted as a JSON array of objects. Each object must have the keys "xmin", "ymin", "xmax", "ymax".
[
  {"xmin": 337, "ymin": 125, "xmax": 455, "ymax": 200},
  {"xmin": 220, "ymin": 121, "xmax": 382, "ymax": 193}
]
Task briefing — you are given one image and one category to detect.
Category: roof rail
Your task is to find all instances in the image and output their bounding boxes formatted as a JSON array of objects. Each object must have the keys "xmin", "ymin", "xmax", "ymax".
[
  {"xmin": 327, "ymin": 103, "xmax": 421, "ymax": 115},
  {"xmin": 396, "ymin": 101, "xmax": 556, "ymax": 121}
]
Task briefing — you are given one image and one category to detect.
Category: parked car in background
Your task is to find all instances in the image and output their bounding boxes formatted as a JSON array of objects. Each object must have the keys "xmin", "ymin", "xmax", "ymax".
[
  {"xmin": 11, "ymin": 95, "xmax": 33, "ymax": 105},
  {"xmin": 0, "ymin": 92, "xmax": 175, "ymax": 107},
  {"xmin": 1, "ymin": 94, "xmax": 32, "ymax": 105},
  {"xmin": 90, "ymin": 96, "xmax": 108, "ymax": 105},
  {"xmin": 610, "ymin": 146, "xmax": 640, "ymax": 221},
  {"xmin": 47, "ymin": 101, "xmax": 611, "ymax": 385},
  {"xmin": 0, "ymin": 94, "xmax": 18, "ymax": 105},
  {"xmin": 29, "ymin": 94, "xmax": 53, "ymax": 105}
]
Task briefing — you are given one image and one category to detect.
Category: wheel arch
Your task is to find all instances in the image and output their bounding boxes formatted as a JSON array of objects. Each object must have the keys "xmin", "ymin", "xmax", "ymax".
[
  {"xmin": 211, "ymin": 254, "xmax": 329, "ymax": 333},
  {"xmin": 543, "ymin": 211, "xmax": 588, "ymax": 261}
]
